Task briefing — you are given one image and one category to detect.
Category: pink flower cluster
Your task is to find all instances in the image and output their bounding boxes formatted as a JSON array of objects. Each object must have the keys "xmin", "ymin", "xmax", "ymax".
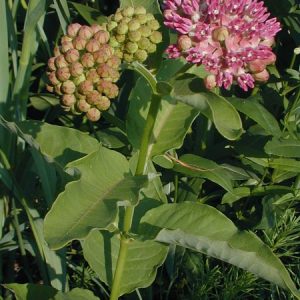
[{"xmin": 163, "ymin": 0, "xmax": 281, "ymax": 91}]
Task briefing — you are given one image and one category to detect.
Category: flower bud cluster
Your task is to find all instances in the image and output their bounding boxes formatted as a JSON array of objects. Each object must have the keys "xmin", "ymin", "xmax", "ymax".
[
  {"xmin": 163, "ymin": 0, "xmax": 281, "ymax": 91},
  {"xmin": 107, "ymin": 6, "xmax": 163, "ymax": 63},
  {"xmin": 47, "ymin": 23, "xmax": 121, "ymax": 121}
]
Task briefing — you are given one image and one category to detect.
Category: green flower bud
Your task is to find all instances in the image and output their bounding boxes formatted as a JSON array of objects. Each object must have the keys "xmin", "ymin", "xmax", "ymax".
[
  {"xmin": 136, "ymin": 14, "xmax": 148, "ymax": 25},
  {"xmin": 48, "ymin": 71, "xmax": 60, "ymax": 85},
  {"xmin": 62, "ymin": 94, "xmax": 76, "ymax": 106},
  {"xmin": 86, "ymin": 90, "xmax": 101, "ymax": 105},
  {"xmin": 114, "ymin": 49, "xmax": 124, "ymax": 59},
  {"xmin": 123, "ymin": 53, "xmax": 134, "ymax": 63},
  {"xmin": 107, "ymin": 21, "xmax": 118, "ymax": 32},
  {"xmin": 86, "ymin": 69, "xmax": 100, "ymax": 83},
  {"xmin": 61, "ymin": 80, "xmax": 76, "ymax": 94},
  {"xmin": 67, "ymin": 23, "xmax": 81, "ymax": 38},
  {"xmin": 73, "ymin": 36, "xmax": 87, "ymax": 50},
  {"xmin": 65, "ymin": 49, "xmax": 80, "ymax": 63},
  {"xmin": 128, "ymin": 31, "xmax": 142, "ymax": 42},
  {"xmin": 55, "ymin": 55, "xmax": 68, "ymax": 68},
  {"xmin": 122, "ymin": 6, "xmax": 135, "ymax": 17},
  {"xmin": 77, "ymin": 99, "xmax": 91, "ymax": 112},
  {"xmin": 147, "ymin": 19, "xmax": 160, "ymax": 30},
  {"xmin": 113, "ymin": 12, "xmax": 123, "ymax": 22},
  {"xmin": 138, "ymin": 37, "xmax": 151, "ymax": 50},
  {"xmin": 116, "ymin": 34, "xmax": 126, "ymax": 43},
  {"xmin": 128, "ymin": 19, "xmax": 140, "ymax": 31},
  {"xmin": 125, "ymin": 41, "xmax": 138, "ymax": 53},
  {"xmin": 134, "ymin": 49, "xmax": 148, "ymax": 62},
  {"xmin": 109, "ymin": 36, "xmax": 120, "ymax": 48},
  {"xmin": 78, "ymin": 25, "xmax": 93, "ymax": 39},
  {"xmin": 73, "ymin": 73, "xmax": 86, "ymax": 86},
  {"xmin": 61, "ymin": 35, "xmax": 73, "ymax": 43},
  {"xmin": 150, "ymin": 31, "xmax": 162, "ymax": 44},
  {"xmin": 86, "ymin": 108, "xmax": 101, "ymax": 121},
  {"xmin": 117, "ymin": 21, "xmax": 129, "ymax": 35},
  {"xmin": 48, "ymin": 57, "xmax": 56, "ymax": 71},
  {"xmin": 70, "ymin": 62, "xmax": 84, "ymax": 77},
  {"xmin": 139, "ymin": 25, "xmax": 152, "ymax": 37},
  {"xmin": 106, "ymin": 55, "xmax": 121, "ymax": 69},
  {"xmin": 147, "ymin": 43, "xmax": 157, "ymax": 53},
  {"xmin": 94, "ymin": 30, "xmax": 110, "ymax": 44},
  {"xmin": 81, "ymin": 53, "xmax": 95, "ymax": 68},
  {"xmin": 134, "ymin": 6, "xmax": 146, "ymax": 15},
  {"xmin": 78, "ymin": 80, "xmax": 94, "ymax": 95},
  {"xmin": 97, "ymin": 96, "xmax": 111, "ymax": 111},
  {"xmin": 146, "ymin": 13, "xmax": 155, "ymax": 21},
  {"xmin": 86, "ymin": 39, "xmax": 101, "ymax": 53},
  {"xmin": 56, "ymin": 67, "xmax": 70, "ymax": 81}
]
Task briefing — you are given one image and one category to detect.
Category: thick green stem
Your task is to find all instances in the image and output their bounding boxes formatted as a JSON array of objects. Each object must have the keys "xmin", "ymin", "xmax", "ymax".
[{"xmin": 109, "ymin": 91, "xmax": 162, "ymax": 299}]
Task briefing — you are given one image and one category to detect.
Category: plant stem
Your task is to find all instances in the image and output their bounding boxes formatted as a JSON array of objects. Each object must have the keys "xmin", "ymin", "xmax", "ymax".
[{"xmin": 109, "ymin": 92, "xmax": 162, "ymax": 300}]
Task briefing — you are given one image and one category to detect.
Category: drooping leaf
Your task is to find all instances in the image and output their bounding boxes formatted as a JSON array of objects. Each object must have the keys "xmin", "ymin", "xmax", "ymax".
[
  {"xmin": 170, "ymin": 154, "xmax": 233, "ymax": 192},
  {"xmin": 44, "ymin": 146, "xmax": 148, "ymax": 249},
  {"xmin": 229, "ymin": 97, "xmax": 281, "ymax": 137},
  {"xmin": 139, "ymin": 202, "xmax": 300, "ymax": 299},
  {"xmin": 4, "ymin": 284, "xmax": 99, "ymax": 300},
  {"xmin": 83, "ymin": 230, "xmax": 168, "ymax": 297},
  {"xmin": 265, "ymin": 138, "xmax": 300, "ymax": 158}
]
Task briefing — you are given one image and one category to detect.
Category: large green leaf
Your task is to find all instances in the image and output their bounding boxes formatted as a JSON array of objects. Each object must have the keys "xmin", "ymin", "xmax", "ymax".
[
  {"xmin": 265, "ymin": 138, "xmax": 300, "ymax": 158},
  {"xmin": 170, "ymin": 154, "xmax": 233, "ymax": 192},
  {"xmin": 120, "ymin": 0, "xmax": 161, "ymax": 14},
  {"xmin": 269, "ymin": 158, "xmax": 300, "ymax": 172},
  {"xmin": 4, "ymin": 284, "xmax": 99, "ymax": 300},
  {"xmin": 44, "ymin": 147, "xmax": 148, "ymax": 249},
  {"xmin": 83, "ymin": 230, "xmax": 168, "ymax": 297},
  {"xmin": 171, "ymin": 77, "xmax": 243, "ymax": 140},
  {"xmin": 127, "ymin": 77, "xmax": 199, "ymax": 157},
  {"xmin": 229, "ymin": 97, "xmax": 281, "ymax": 137},
  {"xmin": 6, "ymin": 120, "xmax": 99, "ymax": 166},
  {"xmin": 139, "ymin": 202, "xmax": 300, "ymax": 299}
]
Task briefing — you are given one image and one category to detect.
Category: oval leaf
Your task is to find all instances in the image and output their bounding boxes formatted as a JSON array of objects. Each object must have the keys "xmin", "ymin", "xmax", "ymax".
[
  {"xmin": 265, "ymin": 138, "xmax": 300, "ymax": 158},
  {"xmin": 139, "ymin": 202, "xmax": 300, "ymax": 299}
]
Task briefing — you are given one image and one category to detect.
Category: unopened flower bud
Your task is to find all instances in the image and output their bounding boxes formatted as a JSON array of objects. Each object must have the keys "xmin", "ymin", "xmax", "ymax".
[
  {"xmin": 178, "ymin": 35, "xmax": 192, "ymax": 51},
  {"xmin": 264, "ymin": 53, "xmax": 276, "ymax": 65},
  {"xmin": 248, "ymin": 59, "xmax": 266, "ymax": 73},
  {"xmin": 107, "ymin": 21, "xmax": 118, "ymax": 32},
  {"xmin": 150, "ymin": 31, "xmax": 162, "ymax": 44},
  {"xmin": 109, "ymin": 36, "xmax": 120, "ymax": 48},
  {"xmin": 61, "ymin": 35, "xmax": 73, "ymax": 43},
  {"xmin": 134, "ymin": 6, "xmax": 146, "ymax": 15},
  {"xmin": 55, "ymin": 55, "xmax": 68, "ymax": 68},
  {"xmin": 128, "ymin": 19, "xmax": 140, "ymax": 31},
  {"xmin": 73, "ymin": 73, "xmax": 86, "ymax": 86},
  {"xmin": 148, "ymin": 43, "xmax": 157, "ymax": 53},
  {"xmin": 54, "ymin": 83, "xmax": 63, "ymax": 95},
  {"xmin": 114, "ymin": 49, "xmax": 123, "ymax": 59},
  {"xmin": 94, "ymin": 30, "xmax": 110, "ymax": 44},
  {"xmin": 73, "ymin": 36, "xmax": 87, "ymax": 50},
  {"xmin": 46, "ymin": 84, "xmax": 54, "ymax": 93},
  {"xmin": 86, "ymin": 108, "xmax": 101, "ymax": 121},
  {"xmin": 78, "ymin": 25, "xmax": 93, "ymax": 40},
  {"xmin": 106, "ymin": 55, "xmax": 121, "ymax": 69},
  {"xmin": 90, "ymin": 24, "xmax": 104, "ymax": 34},
  {"xmin": 77, "ymin": 99, "xmax": 91, "ymax": 112},
  {"xmin": 114, "ymin": 12, "xmax": 123, "ymax": 22},
  {"xmin": 122, "ymin": 6, "xmax": 135, "ymax": 17},
  {"xmin": 70, "ymin": 62, "xmax": 84, "ymax": 77},
  {"xmin": 54, "ymin": 46, "xmax": 61, "ymax": 57},
  {"xmin": 116, "ymin": 34, "xmax": 126, "ymax": 43},
  {"xmin": 204, "ymin": 74, "xmax": 217, "ymax": 90},
  {"xmin": 62, "ymin": 94, "xmax": 76, "ymax": 106},
  {"xmin": 146, "ymin": 13, "xmax": 155, "ymax": 21},
  {"xmin": 134, "ymin": 49, "xmax": 148, "ymax": 62},
  {"xmin": 253, "ymin": 69, "xmax": 270, "ymax": 82},
  {"xmin": 97, "ymin": 96, "xmax": 111, "ymax": 111},
  {"xmin": 294, "ymin": 47, "xmax": 300, "ymax": 55},
  {"xmin": 61, "ymin": 80, "xmax": 76, "ymax": 94},
  {"xmin": 56, "ymin": 67, "xmax": 71, "ymax": 81},
  {"xmin": 67, "ymin": 23, "xmax": 81, "ymax": 38},
  {"xmin": 48, "ymin": 72, "xmax": 60, "ymax": 85},
  {"xmin": 86, "ymin": 39, "xmax": 101, "ymax": 53},
  {"xmin": 138, "ymin": 37, "xmax": 151, "ymax": 49},
  {"xmin": 124, "ymin": 53, "xmax": 134, "ymax": 62},
  {"xmin": 147, "ymin": 19, "xmax": 160, "ymax": 30},
  {"xmin": 86, "ymin": 69, "xmax": 100, "ymax": 83},
  {"xmin": 81, "ymin": 53, "xmax": 95, "ymax": 68},
  {"xmin": 79, "ymin": 80, "xmax": 94, "ymax": 95},
  {"xmin": 107, "ymin": 84, "xmax": 119, "ymax": 98},
  {"xmin": 137, "ymin": 14, "xmax": 148, "ymax": 25},
  {"xmin": 125, "ymin": 42, "xmax": 139, "ymax": 53},
  {"xmin": 86, "ymin": 90, "xmax": 102, "ymax": 104},
  {"xmin": 212, "ymin": 26, "xmax": 229, "ymax": 42},
  {"xmin": 48, "ymin": 57, "xmax": 56, "ymax": 71},
  {"xmin": 117, "ymin": 21, "xmax": 129, "ymax": 35},
  {"xmin": 128, "ymin": 31, "xmax": 142, "ymax": 42},
  {"xmin": 139, "ymin": 26, "xmax": 152, "ymax": 37},
  {"xmin": 65, "ymin": 49, "xmax": 80, "ymax": 63}
]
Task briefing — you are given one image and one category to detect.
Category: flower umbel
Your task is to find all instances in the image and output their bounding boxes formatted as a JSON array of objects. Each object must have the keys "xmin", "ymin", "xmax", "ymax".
[{"xmin": 163, "ymin": 0, "xmax": 281, "ymax": 91}]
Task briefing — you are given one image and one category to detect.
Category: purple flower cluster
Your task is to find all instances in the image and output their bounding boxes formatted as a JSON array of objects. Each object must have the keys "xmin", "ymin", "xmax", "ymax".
[{"xmin": 163, "ymin": 0, "xmax": 281, "ymax": 91}]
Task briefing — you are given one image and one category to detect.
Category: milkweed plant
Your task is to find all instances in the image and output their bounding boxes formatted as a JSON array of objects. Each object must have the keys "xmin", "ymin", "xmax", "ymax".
[{"xmin": 1, "ymin": 0, "xmax": 300, "ymax": 299}]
